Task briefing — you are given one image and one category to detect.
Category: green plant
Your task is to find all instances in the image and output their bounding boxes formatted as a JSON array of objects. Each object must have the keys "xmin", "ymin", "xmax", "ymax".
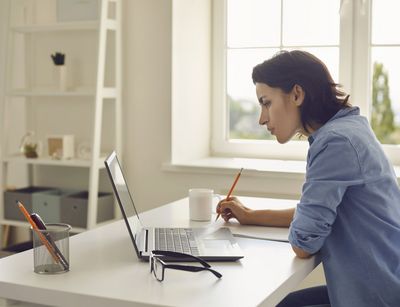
[{"xmin": 23, "ymin": 143, "xmax": 38, "ymax": 158}]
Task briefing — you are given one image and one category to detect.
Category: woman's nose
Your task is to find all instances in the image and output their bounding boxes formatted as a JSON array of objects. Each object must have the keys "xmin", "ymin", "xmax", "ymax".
[{"xmin": 259, "ymin": 108, "xmax": 269, "ymax": 125}]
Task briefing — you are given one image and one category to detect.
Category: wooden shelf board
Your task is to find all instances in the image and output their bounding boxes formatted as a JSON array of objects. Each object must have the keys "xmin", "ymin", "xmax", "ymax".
[
  {"xmin": 8, "ymin": 89, "xmax": 95, "ymax": 97},
  {"xmin": 11, "ymin": 21, "xmax": 99, "ymax": 33},
  {"xmin": 8, "ymin": 88, "xmax": 116, "ymax": 98},
  {"xmin": 3, "ymin": 156, "xmax": 106, "ymax": 169},
  {"xmin": 0, "ymin": 219, "xmax": 87, "ymax": 233}
]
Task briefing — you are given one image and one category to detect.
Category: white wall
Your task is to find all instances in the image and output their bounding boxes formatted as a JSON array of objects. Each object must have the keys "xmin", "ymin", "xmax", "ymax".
[{"xmin": 171, "ymin": 0, "xmax": 211, "ymax": 163}]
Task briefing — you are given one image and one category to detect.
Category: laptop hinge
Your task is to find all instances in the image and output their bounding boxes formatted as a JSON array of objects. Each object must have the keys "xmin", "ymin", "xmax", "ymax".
[{"xmin": 144, "ymin": 229, "xmax": 149, "ymax": 252}]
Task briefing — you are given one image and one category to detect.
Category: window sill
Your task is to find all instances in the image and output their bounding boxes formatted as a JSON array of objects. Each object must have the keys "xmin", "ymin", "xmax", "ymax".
[
  {"xmin": 163, "ymin": 157, "xmax": 400, "ymax": 181},
  {"xmin": 163, "ymin": 157, "xmax": 307, "ymax": 180}
]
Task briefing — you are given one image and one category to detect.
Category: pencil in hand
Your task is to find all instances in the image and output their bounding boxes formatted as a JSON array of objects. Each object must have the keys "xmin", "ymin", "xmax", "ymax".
[{"xmin": 215, "ymin": 168, "xmax": 243, "ymax": 222}]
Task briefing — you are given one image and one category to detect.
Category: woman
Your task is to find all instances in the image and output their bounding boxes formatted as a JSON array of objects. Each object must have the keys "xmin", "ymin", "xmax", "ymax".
[{"xmin": 216, "ymin": 50, "xmax": 400, "ymax": 307}]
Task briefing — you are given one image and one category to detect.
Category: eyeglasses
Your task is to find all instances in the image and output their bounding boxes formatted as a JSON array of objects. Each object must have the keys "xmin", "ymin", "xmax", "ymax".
[{"xmin": 150, "ymin": 250, "xmax": 222, "ymax": 282}]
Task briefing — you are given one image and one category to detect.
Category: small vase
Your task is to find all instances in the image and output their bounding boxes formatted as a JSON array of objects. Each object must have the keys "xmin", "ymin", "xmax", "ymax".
[{"xmin": 56, "ymin": 65, "xmax": 67, "ymax": 91}]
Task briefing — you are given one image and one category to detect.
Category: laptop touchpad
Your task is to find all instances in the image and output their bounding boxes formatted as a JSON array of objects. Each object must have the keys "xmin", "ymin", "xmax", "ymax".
[{"xmin": 203, "ymin": 239, "xmax": 232, "ymax": 249}]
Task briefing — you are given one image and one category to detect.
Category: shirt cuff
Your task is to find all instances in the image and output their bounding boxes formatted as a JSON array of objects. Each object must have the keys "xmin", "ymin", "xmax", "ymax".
[{"xmin": 288, "ymin": 226, "xmax": 324, "ymax": 255}]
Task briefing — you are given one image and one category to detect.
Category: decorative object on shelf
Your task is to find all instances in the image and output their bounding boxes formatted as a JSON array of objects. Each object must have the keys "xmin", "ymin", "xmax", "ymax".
[
  {"xmin": 51, "ymin": 52, "xmax": 67, "ymax": 91},
  {"xmin": 77, "ymin": 142, "xmax": 92, "ymax": 160},
  {"xmin": 47, "ymin": 135, "xmax": 75, "ymax": 160},
  {"xmin": 23, "ymin": 143, "xmax": 39, "ymax": 158},
  {"xmin": 57, "ymin": 0, "xmax": 99, "ymax": 22},
  {"xmin": 19, "ymin": 131, "xmax": 41, "ymax": 158}
]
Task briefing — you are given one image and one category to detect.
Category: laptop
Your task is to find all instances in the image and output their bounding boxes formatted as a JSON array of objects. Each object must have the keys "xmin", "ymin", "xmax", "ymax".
[{"xmin": 105, "ymin": 151, "xmax": 244, "ymax": 262}]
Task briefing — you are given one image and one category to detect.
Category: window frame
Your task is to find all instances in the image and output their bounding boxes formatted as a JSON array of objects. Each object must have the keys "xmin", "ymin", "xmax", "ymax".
[{"xmin": 211, "ymin": 0, "xmax": 400, "ymax": 165}]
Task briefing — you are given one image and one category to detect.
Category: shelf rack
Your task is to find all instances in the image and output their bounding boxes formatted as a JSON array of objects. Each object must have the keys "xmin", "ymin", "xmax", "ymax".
[{"xmin": 0, "ymin": 0, "xmax": 122, "ymax": 245}]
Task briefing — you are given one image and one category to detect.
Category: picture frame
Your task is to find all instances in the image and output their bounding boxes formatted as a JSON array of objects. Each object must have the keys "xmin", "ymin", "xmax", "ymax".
[{"xmin": 47, "ymin": 135, "xmax": 74, "ymax": 159}]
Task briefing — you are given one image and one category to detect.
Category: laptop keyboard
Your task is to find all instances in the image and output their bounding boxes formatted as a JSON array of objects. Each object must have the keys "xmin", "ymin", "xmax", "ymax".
[{"xmin": 155, "ymin": 228, "xmax": 199, "ymax": 256}]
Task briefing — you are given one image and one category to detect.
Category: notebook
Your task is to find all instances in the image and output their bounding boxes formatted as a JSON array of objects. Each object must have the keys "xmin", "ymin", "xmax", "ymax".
[{"xmin": 105, "ymin": 151, "xmax": 244, "ymax": 262}]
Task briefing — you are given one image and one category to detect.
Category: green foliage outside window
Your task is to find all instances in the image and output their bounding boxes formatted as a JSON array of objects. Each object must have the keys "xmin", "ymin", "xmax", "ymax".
[
  {"xmin": 371, "ymin": 62, "xmax": 400, "ymax": 144},
  {"xmin": 228, "ymin": 95, "xmax": 272, "ymax": 140},
  {"xmin": 228, "ymin": 96, "xmax": 303, "ymax": 141}
]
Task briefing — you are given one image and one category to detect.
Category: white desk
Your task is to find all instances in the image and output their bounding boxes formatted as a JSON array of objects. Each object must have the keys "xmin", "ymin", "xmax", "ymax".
[{"xmin": 0, "ymin": 197, "xmax": 319, "ymax": 307}]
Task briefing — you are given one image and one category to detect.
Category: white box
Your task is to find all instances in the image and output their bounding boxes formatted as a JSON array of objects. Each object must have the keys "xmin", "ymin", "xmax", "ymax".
[{"xmin": 47, "ymin": 135, "xmax": 75, "ymax": 159}]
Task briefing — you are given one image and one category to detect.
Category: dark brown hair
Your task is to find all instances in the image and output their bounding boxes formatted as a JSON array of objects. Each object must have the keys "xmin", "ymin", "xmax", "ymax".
[{"xmin": 252, "ymin": 50, "xmax": 350, "ymax": 133}]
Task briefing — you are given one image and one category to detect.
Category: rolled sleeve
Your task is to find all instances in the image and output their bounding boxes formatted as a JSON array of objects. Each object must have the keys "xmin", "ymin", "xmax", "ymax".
[{"xmin": 289, "ymin": 132, "xmax": 364, "ymax": 254}]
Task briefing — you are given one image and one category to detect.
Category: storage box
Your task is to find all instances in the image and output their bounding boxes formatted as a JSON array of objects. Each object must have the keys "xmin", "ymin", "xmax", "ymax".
[
  {"xmin": 4, "ymin": 187, "xmax": 56, "ymax": 221},
  {"xmin": 61, "ymin": 191, "xmax": 114, "ymax": 228},
  {"xmin": 32, "ymin": 189, "xmax": 78, "ymax": 224},
  {"xmin": 57, "ymin": 0, "xmax": 99, "ymax": 22}
]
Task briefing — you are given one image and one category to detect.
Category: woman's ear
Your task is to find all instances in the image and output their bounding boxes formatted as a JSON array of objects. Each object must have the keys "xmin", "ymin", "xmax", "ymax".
[{"xmin": 292, "ymin": 84, "xmax": 305, "ymax": 106}]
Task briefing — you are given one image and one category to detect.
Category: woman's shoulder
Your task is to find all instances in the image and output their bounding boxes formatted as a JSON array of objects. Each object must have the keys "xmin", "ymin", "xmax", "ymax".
[
  {"xmin": 307, "ymin": 117, "xmax": 369, "ymax": 164},
  {"xmin": 309, "ymin": 114, "xmax": 389, "ymax": 175},
  {"xmin": 312, "ymin": 112, "xmax": 371, "ymax": 147}
]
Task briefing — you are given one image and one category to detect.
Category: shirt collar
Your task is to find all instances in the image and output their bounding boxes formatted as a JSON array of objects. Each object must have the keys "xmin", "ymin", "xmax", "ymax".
[{"xmin": 308, "ymin": 107, "xmax": 360, "ymax": 145}]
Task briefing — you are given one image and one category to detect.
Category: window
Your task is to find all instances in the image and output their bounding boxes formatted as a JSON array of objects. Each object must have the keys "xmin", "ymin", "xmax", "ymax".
[
  {"xmin": 212, "ymin": 0, "xmax": 400, "ymax": 164},
  {"xmin": 370, "ymin": 0, "xmax": 400, "ymax": 145}
]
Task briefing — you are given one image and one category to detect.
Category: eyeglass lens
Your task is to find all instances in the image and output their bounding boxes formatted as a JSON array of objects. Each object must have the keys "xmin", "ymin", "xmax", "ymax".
[
  {"xmin": 151, "ymin": 256, "xmax": 164, "ymax": 281},
  {"xmin": 150, "ymin": 251, "xmax": 222, "ymax": 282}
]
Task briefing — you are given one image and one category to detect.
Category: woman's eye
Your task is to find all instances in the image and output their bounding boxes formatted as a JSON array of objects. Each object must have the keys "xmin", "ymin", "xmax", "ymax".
[{"xmin": 260, "ymin": 101, "xmax": 271, "ymax": 108}]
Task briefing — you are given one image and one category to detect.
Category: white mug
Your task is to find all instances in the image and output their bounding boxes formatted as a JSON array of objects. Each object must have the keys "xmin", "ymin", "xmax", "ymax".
[{"xmin": 188, "ymin": 188, "xmax": 221, "ymax": 221}]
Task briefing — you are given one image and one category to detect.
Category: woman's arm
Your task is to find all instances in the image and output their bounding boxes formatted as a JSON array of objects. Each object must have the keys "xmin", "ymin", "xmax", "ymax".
[
  {"xmin": 252, "ymin": 209, "xmax": 312, "ymax": 258},
  {"xmin": 217, "ymin": 197, "xmax": 295, "ymax": 227},
  {"xmin": 291, "ymin": 246, "xmax": 312, "ymax": 258},
  {"xmin": 217, "ymin": 199, "xmax": 313, "ymax": 258},
  {"xmin": 247, "ymin": 208, "xmax": 295, "ymax": 227}
]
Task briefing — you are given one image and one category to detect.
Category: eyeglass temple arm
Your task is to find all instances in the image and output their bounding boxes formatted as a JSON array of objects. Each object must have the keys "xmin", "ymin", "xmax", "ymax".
[
  {"xmin": 165, "ymin": 264, "xmax": 222, "ymax": 279},
  {"xmin": 152, "ymin": 250, "xmax": 211, "ymax": 268}
]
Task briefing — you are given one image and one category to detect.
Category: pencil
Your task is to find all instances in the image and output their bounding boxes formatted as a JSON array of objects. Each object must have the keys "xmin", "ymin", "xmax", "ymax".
[
  {"xmin": 16, "ymin": 201, "xmax": 60, "ymax": 264},
  {"xmin": 215, "ymin": 168, "xmax": 243, "ymax": 221}
]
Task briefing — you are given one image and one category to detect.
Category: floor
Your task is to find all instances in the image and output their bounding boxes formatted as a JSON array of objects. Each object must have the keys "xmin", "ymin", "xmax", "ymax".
[
  {"xmin": 0, "ymin": 300, "xmax": 48, "ymax": 307},
  {"xmin": 0, "ymin": 251, "xmax": 14, "ymax": 258}
]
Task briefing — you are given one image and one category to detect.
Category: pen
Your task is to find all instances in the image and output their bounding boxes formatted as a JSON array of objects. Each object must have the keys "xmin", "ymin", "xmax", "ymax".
[
  {"xmin": 16, "ymin": 201, "xmax": 60, "ymax": 265},
  {"xmin": 215, "ymin": 168, "xmax": 243, "ymax": 222},
  {"xmin": 30, "ymin": 213, "xmax": 69, "ymax": 271}
]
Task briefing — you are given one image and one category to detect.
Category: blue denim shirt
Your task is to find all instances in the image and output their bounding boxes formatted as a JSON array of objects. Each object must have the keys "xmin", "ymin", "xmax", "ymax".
[{"xmin": 289, "ymin": 107, "xmax": 400, "ymax": 307}]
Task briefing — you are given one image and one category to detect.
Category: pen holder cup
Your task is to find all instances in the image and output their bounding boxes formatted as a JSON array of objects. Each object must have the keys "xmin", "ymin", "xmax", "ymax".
[{"xmin": 32, "ymin": 223, "xmax": 71, "ymax": 274}]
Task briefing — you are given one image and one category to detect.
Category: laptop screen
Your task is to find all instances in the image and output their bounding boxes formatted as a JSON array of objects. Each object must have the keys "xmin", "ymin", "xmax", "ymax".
[{"xmin": 105, "ymin": 151, "xmax": 142, "ymax": 240}]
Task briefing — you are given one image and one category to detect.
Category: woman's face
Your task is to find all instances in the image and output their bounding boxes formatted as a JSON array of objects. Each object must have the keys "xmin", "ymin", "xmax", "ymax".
[{"xmin": 255, "ymin": 82, "xmax": 305, "ymax": 144}]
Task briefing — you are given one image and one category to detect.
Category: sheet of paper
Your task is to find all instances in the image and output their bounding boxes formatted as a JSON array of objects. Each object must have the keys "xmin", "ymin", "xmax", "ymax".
[
  {"xmin": 223, "ymin": 220, "xmax": 289, "ymax": 242},
  {"xmin": 212, "ymin": 196, "xmax": 296, "ymax": 242}
]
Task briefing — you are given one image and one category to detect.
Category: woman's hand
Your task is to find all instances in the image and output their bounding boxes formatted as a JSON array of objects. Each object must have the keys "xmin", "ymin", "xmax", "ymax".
[{"xmin": 216, "ymin": 196, "xmax": 253, "ymax": 225}]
